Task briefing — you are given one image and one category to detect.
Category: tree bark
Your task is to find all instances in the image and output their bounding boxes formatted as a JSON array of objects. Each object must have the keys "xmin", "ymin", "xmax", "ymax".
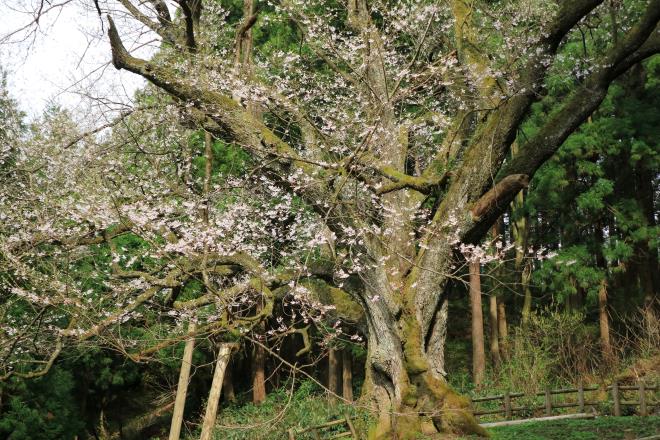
[
  {"xmin": 489, "ymin": 295, "xmax": 501, "ymax": 368},
  {"xmin": 252, "ymin": 339, "xmax": 266, "ymax": 404},
  {"xmin": 597, "ymin": 279, "xmax": 613, "ymax": 364},
  {"xmin": 328, "ymin": 348, "xmax": 339, "ymax": 398},
  {"xmin": 342, "ymin": 349, "xmax": 353, "ymax": 402},
  {"xmin": 497, "ymin": 300, "xmax": 509, "ymax": 360},
  {"xmin": 168, "ymin": 322, "xmax": 196, "ymax": 440},
  {"xmin": 199, "ymin": 343, "xmax": 232, "ymax": 440},
  {"xmin": 222, "ymin": 365, "xmax": 236, "ymax": 403},
  {"xmin": 469, "ymin": 260, "xmax": 486, "ymax": 387},
  {"xmin": 521, "ymin": 261, "xmax": 533, "ymax": 324}
]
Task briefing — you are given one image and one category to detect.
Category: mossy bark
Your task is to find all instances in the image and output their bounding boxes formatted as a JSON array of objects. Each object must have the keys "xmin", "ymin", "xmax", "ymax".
[{"xmin": 360, "ymin": 271, "xmax": 487, "ymax": 439}]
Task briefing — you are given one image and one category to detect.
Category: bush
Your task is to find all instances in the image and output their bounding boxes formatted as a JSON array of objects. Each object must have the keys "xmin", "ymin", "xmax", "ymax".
[{"xmin": 496, "ymin": 310, "xmax": 599, "ymax": 393}]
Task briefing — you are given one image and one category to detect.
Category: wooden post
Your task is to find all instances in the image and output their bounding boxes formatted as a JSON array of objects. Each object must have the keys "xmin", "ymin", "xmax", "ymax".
[
  {"xmin": 612, "ymin": 381, "xmax": 621, "ymax": 416},
  {"xmin": 200, "ymin": 343, "xmax": 233, "ymax": 440},
  {"xmin": 639, "ymin": 380, "xmax": 647, "ymax": 416},
  {"xmin": 312, "ymin": 428, "xmax": 321, "ymax": 440},
  {"xmin": 545, "ymin": 387, "xmax": 552, "ymax": 416},
  {"xmin": 168, "ymin": 322, "xmax": 196, "ymax": 440},
  {"xmin": 504, "ymin": 391, "xmax": 512, "ymax": 419},
  {"xmin": 578, "ymin": 381, "xmax": 585, "ymax": 413},
  {"xmin": 288, "ymin": 428, "xmax": 296, "ymax": 440}
]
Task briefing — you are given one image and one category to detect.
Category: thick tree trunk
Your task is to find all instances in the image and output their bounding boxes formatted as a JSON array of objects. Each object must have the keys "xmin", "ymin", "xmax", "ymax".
[
  {"xmin": 168, "ymin": 322, "xmax": 196, "ymax": 440},
  {"xmin": 199, "ymin": 344, "xmax": 232, "ymax": 440},
  {"xmin": 469, "ymin": 260, "xmax": 486, "ymax": 387},
  {"xmin": 361, "ymin": 286, "xmax": 487, "ymax": 439},
  {"xmin": 489, "ymin": 295, "xmax": 501, "ymax": 368},
  {"xmin": 342, "ymin": 349, "xmax": 353, "ymax": 402}
]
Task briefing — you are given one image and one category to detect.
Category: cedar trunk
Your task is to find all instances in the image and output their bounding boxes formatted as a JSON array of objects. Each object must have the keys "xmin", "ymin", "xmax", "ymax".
[
  {"xmin": 252, "ymin": 340, "xmax": 266, "ymax": 404},
  {"xmin": 489, "ymin": 295, "xmax": 501, "ymax": 367},
  {"xmin": 342, "ymin": 349, "xmax": 353, "ymax": 402},
  {"xmin": 597, "ymin": 280, "xmax": 613, "ymax": 363},
  {"xmin": 328, "ymin": 348, "xmax": 339, "ymax": 397},
  {"xmin": 469, "ymin": 260, "xmax": 486, "ymax": 387}
]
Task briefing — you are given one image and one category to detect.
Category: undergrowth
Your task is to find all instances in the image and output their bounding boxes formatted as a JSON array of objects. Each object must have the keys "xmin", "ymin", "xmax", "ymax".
[{"xmin": 188, "ymin": 380, "xmax": 371, "ymax": 440}]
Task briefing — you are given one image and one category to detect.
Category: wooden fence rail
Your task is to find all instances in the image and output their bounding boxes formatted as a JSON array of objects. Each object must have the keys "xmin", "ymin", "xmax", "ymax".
[
  {"xmin": 472, "ymin": 380, "xmax": 658, "ymax": 420},
  {"xmin": 288, "ymin": 413, "xmax": 358, "ymax": 440}
]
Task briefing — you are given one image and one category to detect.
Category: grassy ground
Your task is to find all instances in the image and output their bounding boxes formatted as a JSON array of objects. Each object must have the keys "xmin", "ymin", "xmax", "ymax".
[{"xmin": 461, "ymin": 416, "xmax": 659, "ymax": 440}]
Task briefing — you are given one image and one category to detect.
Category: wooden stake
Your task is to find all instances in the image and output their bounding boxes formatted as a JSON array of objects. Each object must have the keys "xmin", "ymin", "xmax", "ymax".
[
  {"xmin": 578, "ymin": 381, "xmax": 585, "ymax": 413},
  {"xmin": 504, "ymin": 391, "xmax": 512, "ymax": 419},
  {"xmin": 199, "ymin": 343, "xmax": 233, "ymax": 440},
  {"xmin": 612, "ymin": 381, "xmax": 621, "ymax": 416},
  {"xmin": 168, "ymin": 322, "xmax": 196, "ymax": 440},
  {"xmin": 639, "ymin": 380, "xmax": 647, "ymax": 416}
]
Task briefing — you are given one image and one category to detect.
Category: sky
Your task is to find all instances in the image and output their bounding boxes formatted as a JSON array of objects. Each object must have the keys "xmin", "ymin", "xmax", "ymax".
[{"xmin": 0, "ymin": 0, "xmax": 154, "ymax": 118}]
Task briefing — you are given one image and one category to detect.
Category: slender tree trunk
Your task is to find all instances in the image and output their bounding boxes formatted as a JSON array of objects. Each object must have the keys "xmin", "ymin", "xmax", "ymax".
[
  {"xmin": 489, "ymin": 295, "xmax": 501, "ymax": 368},
  {"xmin": 168, "ymin": 322, "xmax": 196, "ymax": 440},
  {"xmin": 521, "ymin": 261, "xmax": 533, "ymax": 323},
  {"xmin": 469, "ymin": 259, "xmax": 486, "ymax": 387},
  {"xmin": 328, "ymin": 348, "xmax": 339, "ymax": 397},
  {"xmin": 511, "ymin": 142, "xmax": 533, "ymax": 325},
  {"xmin": 497, "ymin": 300, "xmax": 509, "ymax": 360},
  {"xmin": 200, "ymin": 344, "xmax": 232, "ymax": 440},
  {"xmin": 597, "ymin": 279, "xmax": 613, "ymax": 363},
  {"xmin": 342, "ymin": 349, "xmax": 353, "ymax": 401}
]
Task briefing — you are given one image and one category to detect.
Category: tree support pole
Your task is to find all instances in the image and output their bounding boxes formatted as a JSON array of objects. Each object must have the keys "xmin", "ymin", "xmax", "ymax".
[
  {"xmin": 168, "ymin": 322, "xmax": 197, "ymax": 440},
  {"xmin": 199, "ymin": 343, "xmax": 235, "ymax": 440}
]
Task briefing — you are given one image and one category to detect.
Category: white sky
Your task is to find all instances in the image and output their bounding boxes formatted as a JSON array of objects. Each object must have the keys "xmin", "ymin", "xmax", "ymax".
[{"xmin": 0, "ymin": 0, "xmax": 154, "ymax": 118}]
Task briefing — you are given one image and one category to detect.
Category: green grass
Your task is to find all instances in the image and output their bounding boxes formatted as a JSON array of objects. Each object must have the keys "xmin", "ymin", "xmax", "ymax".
[
  {"xmin": 463, "ymin": 416, "xmax": 659, "ymax": 440},
  {"xmin": 187, "ymin": 380, "xmax": 371, "ymax": 440}
]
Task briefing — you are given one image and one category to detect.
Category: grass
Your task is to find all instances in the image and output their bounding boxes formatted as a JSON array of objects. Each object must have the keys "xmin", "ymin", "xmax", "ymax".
[
  {"xmin": 461, "ymin": 416, "xmax": 660, "ymax": 440},
  {"xmin": 186, "ymin": 380, "xmax": 371, "ymax": 440}
]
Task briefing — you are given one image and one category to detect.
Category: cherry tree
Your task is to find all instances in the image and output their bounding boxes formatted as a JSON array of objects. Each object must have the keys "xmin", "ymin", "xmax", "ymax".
[{"xmin": 2, "ymin": 0, "xmax": 659, "ymax": 437}]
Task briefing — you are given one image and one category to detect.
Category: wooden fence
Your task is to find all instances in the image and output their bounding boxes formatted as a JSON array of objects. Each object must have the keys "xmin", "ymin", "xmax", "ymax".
[
  {"xmin": 472, "ymin": 380, "xmax": 659, "ymax": 420},
  {"xmin": 288, "ymin": 413, "xmax": 358, "ymax": 440}
]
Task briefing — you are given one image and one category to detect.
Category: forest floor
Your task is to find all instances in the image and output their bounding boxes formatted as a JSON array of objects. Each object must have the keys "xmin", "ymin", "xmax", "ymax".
[{"xmin": 460, "ymin": 416, "xmax": 659, "ymax": 440}]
